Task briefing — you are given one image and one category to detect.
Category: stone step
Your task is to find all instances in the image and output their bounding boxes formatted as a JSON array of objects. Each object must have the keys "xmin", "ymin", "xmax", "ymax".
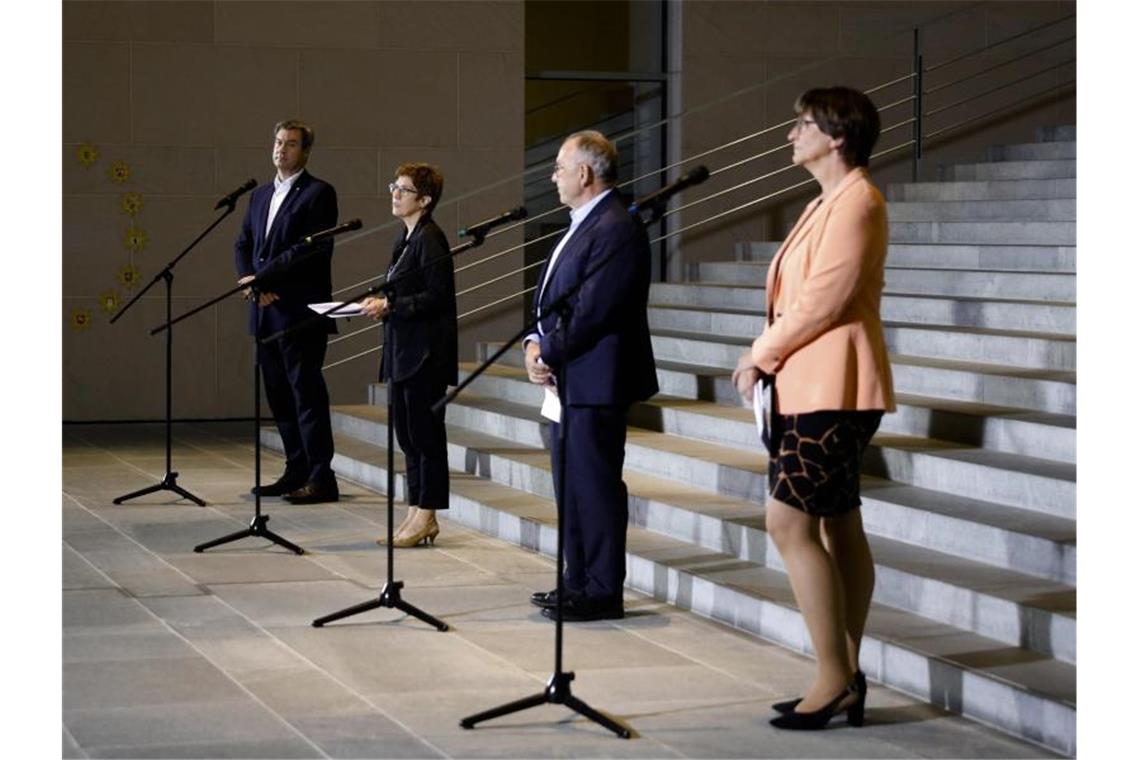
[
  {"xmin": 479, "ymin": 333, "xmax": 1076, "ymax": 417},
  {"xmin": 646, "ymin": 331, "xmax": 1075, "ymax": 415},
  {"xmin": 889, "ymin": 199, "xmax": 1075, "ymax": 222},
  {"xmin": 1036, "ymin": 125, "xmax": 1075, "ymax": 142},
  {"xmin": 889, "ymin": 220, "xmax": 1075, "ymax": 246},
  {"xmin": 940, "ymin": 159, "xmax": 1076, "ymax": 181},
  {"xmin": 694, "ymin": 262, "xmax": 1075, "ymax": 301},
  {"xmin": 262, "ymin": 421, "xmax": 1075, "ymax": 754},
  {"xmin": 653, "ymin": 283, "xmax": 1076, "ymax": 334},
  {"xmin": 432, "ymin": 378, "xmax": 1076, "ymax": 521},
  {"xmin": 647, "ymin": 304, "xmax": 1075, "ymax": 370},
  {"xmin": 885, "ymin": 178, "xmax": 1076, "ymax": 202},
  {"xmin": 736, "ymin": 241, "xmax": 1076, "ymax": 272},
  {"xmin": 385, "ymin": 359, "xmax": 1076, "ymax": 467},
  {"xmin": 988, "ymin": 141, "xmax": 1076, "ymax": 162}
]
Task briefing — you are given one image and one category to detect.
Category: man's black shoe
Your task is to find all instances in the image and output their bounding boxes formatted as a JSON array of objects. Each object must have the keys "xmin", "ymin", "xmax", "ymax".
[
  {"xmin": 250, "ymin": 473, "xmax": 305, "ymax": 497},
  {"xmin": 282, "ymin": 479, "xmax": 340, "ymax": 504},
  {"xmin": 540, "ymin": 595, "xmax": 623, "ymax": 622},
  {"xmin": 530, "ymin": 588, "xmax": 583, "ymax": 609}
]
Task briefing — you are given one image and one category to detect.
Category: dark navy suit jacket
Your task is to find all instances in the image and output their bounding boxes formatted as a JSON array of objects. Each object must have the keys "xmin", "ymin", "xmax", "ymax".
[
  {"xmin": 535, "ymin": 191, "xmax": 658, "ymax": 407},
  {"xmin": 234, "ymin": 170, "xmax": 339, "ymax": 336}
]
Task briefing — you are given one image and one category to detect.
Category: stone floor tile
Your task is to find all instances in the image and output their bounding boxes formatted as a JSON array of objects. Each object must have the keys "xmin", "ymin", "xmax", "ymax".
[
  {"xmin": 63, "ymin": 589, "xmax": 164, "ymax": 634},
  {"xmin": 64, "ymin": 699, "xmax": 301, "ymax": 752},
  {"xmin": 63, "ymin": 544, "xmax": 117, "ymax": 590},
  {"xmin": 270, "ymin": 625, "xmax": 537, "ymax": 697},
  {"xmin": 63, "ymin": 657, "xmax": 248, "ymax": 712}
]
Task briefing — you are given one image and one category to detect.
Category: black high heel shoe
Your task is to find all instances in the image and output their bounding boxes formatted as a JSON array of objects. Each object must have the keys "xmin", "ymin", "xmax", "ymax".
[
  {"xmin": 769, "ymin": 676, "xmax": 865, "ymax": 730},
  {"xmin": 772, "ymin": 670, "xmax": 866, "ymax": 715}
]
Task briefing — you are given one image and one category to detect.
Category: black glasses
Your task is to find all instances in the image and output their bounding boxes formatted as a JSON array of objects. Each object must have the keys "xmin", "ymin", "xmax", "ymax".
[
  {"xmin": 389, "ymin": 182, "xmax": 420, "ymax": 197},
  {"xmin": 793, "ymin": 116, "xmax": 818, "ymax": 131}
]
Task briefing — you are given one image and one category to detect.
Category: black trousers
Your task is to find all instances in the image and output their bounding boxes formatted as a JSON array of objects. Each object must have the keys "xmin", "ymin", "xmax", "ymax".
[
  {"xmin": 391, "ymin": 368, "xmax": 449, "ymax": 509},
  {"xmin": 550, "ymin": 405, "xmax": 629, "ymax": 600},
  {"xmin": 258, "ymin": 326, "xmax": 335, "ymax": 483}
]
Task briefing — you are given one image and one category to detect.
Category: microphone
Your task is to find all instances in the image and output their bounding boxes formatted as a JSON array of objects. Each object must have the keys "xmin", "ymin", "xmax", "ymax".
[
  {"xmin": 214, "ymin": 178, "xmax": 258, "ymax": 210},
  {"xmin": 459, "ymin": 206, "xmax": 528, "ymax": 238},
  {"xmin": 628, "ymin": 166, "xmax": 710, "ymax": 214},
  {"xmin": 304, "ymin": 218, "xmax": 363, "ymax": 245}
]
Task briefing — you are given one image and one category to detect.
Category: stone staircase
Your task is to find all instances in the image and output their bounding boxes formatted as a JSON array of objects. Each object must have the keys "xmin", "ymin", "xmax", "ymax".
[{"xmin": 264, "ymin": 125, "xmax": 1076, "ymax": 755}]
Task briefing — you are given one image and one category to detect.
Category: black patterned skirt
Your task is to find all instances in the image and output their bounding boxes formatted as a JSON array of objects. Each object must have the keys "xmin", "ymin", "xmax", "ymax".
[{"xmin": 766, "ymin": 410, "xmax": 883, "ymax": 518}]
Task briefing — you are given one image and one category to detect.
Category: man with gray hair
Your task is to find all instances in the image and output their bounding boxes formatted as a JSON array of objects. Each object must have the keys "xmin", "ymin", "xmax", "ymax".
[{"xmin": 524, "ymin": 130, "xmax": 658, "ymax": 621}]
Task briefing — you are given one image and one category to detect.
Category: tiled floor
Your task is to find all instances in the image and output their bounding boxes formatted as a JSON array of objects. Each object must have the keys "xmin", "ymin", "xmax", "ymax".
[{"xmin": 62, "ymin": 422, "xmax": 1056, "ymax": 758}]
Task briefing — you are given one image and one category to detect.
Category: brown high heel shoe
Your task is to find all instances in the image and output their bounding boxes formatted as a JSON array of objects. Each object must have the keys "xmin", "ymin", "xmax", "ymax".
[
  {"xmin": 376, "ymin": 506, "xmax": 418, "ymax": 545},
  {"xmin": 392, "ymin": 511, "xmax": 439, "ymax": 548}
]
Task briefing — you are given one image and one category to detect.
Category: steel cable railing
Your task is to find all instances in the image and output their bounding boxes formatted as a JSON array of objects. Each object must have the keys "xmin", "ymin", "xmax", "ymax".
[
  {"xmin": 922, "ymin": 12, "xmax": 1075, "ymax": 74},
  {"xmin": 321, "ymin": 7, "xmax": 1074, "ymax": 372}
]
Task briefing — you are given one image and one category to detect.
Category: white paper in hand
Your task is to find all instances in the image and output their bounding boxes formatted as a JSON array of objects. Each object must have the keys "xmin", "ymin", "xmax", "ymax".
[
  {"xmin": 540, "ymin": 385, "xmax": 561, "ymax": 423},
  {"xmin": 307, "ymin": 301, "xmax": 365, "ymax": 318}
]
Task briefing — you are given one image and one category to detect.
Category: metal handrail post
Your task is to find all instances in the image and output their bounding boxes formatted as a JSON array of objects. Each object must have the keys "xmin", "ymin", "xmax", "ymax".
[{"xmin": 912, "ymin": 26, "xmax": 924, "ymax": 182}]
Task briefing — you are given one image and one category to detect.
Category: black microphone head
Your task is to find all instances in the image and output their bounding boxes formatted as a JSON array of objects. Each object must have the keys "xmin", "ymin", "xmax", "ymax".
[
  {"xmin": 511, "ymin": 206, "xmax": 528, "ymax": 220},
  {"xmin": 242, "ymin": 177, "xmax": 258, "ymax": 191},
  {"xmin": 685, "ymin": 165, "xmax": 710, "ymax": 184},
  {"xmin": 346, "ymin": 218, "xmax": 363, "ymax": 231}
]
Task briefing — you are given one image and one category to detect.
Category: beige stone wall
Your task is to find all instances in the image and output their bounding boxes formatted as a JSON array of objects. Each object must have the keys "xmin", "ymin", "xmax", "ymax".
[
  {"xmin": 674, "ymin": 0, "xmax": 1076, "ymax": 272},
  {"xmin": 63, "ymin": 0, "xmax": 525, "ymax": 421}
]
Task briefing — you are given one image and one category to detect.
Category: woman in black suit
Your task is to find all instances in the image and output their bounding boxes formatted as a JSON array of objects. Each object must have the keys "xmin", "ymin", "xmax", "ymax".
[{"xmin": 361, "ymin": 163, "xmax": 457, "ymax": 546}]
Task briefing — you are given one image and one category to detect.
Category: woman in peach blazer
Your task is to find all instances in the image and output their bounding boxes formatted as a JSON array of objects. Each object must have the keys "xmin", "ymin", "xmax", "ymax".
[{"xmin": 732, "ymin": 87, "xmax": 894, "ymax": 731}]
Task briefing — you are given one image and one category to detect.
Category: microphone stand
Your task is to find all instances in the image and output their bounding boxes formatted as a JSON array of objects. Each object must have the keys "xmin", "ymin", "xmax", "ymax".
[
  {"xmin": 152, "ymin": 225, "xmax": 351, "ymax": 555},
  {"xmin": 445, "ymin": 176, "xmax": 706, "ymax": 737},
  {"xmin": 450, "ymin": 299, "xmax": 630, "ymax": 738},
  {"xmin": 193, "ymin": 281, "xmax": 304, "ymax": 556},
  {"xmin": 310, "ymin": 229, "xmax": 495, "ymax": 632},
  {"xmin": 109, "ymin": 202, "xmax": 243, "ymax": 507}
]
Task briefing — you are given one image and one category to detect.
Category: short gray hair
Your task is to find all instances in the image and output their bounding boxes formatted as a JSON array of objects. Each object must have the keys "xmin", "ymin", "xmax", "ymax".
[{"xmin": 567, "ymin": 130, "xmax": 617, "ymax": 185}]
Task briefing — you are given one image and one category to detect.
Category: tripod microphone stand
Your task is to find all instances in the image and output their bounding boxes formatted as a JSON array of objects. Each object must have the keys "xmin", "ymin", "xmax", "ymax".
[
  {"xmin": 193, "ymin": 282, "xmax": 304, "ymax": 555},
  {"xmin": 152, "ymin": 219, "xmax": 361, "ymax": 555},
  {"xmin": 311, "ymin": 349, "xmax": 446, "ymax": 629},
  {"xmin": 109, "ymin": 196, "xmax": 248, "ymax": 507},
  {"xmin": 306, "ymin": 218, "xmax": 521, "ymax": 631},
  {"xmin": 442, "ymin": 171, "xmax": 708, "ymax": 737}
]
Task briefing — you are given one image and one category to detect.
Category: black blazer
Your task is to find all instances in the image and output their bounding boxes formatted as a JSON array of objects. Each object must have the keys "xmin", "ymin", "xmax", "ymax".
[
  {"xmin": 534, "ymin": 190, "xmax": 658, "ymax": 407},
  {"xmin": 379, "ymin": 216, "xmax": 458, "ymax": 385},
  {"xmin": 234, "ymin": 170, "xmax": 339, "ymax": 336}
]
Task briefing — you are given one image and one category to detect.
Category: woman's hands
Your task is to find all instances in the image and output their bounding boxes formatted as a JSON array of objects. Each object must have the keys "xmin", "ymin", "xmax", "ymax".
[
  {"xmin": 732, "ymin": 351, "xmax": 762, "ymax": 403},
  {"xmin": 360, "ymin": 296, "xmax": 389, "ymax": 320}
]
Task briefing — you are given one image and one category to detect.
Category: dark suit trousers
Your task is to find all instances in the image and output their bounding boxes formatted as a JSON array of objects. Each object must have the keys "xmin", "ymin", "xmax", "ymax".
[
  {"xmin": 391, "ymin": 369, "xmax": 449, "ymax": 510},
  {"xmin": 258, "ymin": 327, "xmax": 335, "ymax": 483},
  {"xmin": 551, "ymin": 405, "xmax": 629, "ymax": 600}
]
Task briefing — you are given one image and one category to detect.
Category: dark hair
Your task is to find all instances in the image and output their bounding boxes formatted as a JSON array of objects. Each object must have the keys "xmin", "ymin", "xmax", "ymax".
[
  {"xmin": 273, "ymin": 119, "xmax": 315, "ymax": 153},
  {"xmin": 794, "ymin": 87, "xmax": 881, "ymax": 167},
  {"xmin": 567, "ymin": 130, "xmax": 618, "ymax": 185},
  {"xmin": 395, "ymin": 162, "xmax": 444, "ymax": 214}
]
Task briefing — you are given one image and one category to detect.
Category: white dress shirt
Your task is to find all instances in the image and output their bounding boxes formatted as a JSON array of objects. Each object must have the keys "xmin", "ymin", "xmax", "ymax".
[{"xmin": 265, "ymin": 169, "xmax": 305, "ymax": 235}]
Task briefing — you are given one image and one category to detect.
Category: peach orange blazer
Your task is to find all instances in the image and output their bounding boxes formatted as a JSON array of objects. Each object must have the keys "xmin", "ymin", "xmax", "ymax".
[{"xmin": 751, "ymin": 167, "xmax": 895, "ymax": 414}]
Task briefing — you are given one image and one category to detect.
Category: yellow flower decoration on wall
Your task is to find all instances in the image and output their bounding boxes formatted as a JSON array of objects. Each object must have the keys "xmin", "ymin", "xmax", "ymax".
[
  {"xmin": 108, "ymin": 160, "xmax": 131, "ymax": 184},
  {"xmin": 99, "ymin": 290, "xmax": 121, "ymax": 314},
  {"xmin": 77, "ymin": 143, "xmax": 99, "ymax": 167},
  {"xmin": 124, "ymin": 226, "xmax": 148, "ymax": 253},
  {"xmin": 118, "ymin": 264, "xmax": 141, "ymax": 289},
  {"xmin": 71, "ymin": 308, "xmax": 93, "ymax": 331},
  {"xmin": 120, "ymin": 192, "xmax": 144, "ymax": 217}
]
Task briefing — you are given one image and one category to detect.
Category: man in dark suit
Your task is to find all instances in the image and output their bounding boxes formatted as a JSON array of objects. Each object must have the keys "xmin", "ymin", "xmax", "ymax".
[
  {"xmin": 524, "ymin": 130, "xmax": 658, "ymax": 621},
  {"xmin": 234, "ymin": 119, "xmax": 340, "ymax": 503}
]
